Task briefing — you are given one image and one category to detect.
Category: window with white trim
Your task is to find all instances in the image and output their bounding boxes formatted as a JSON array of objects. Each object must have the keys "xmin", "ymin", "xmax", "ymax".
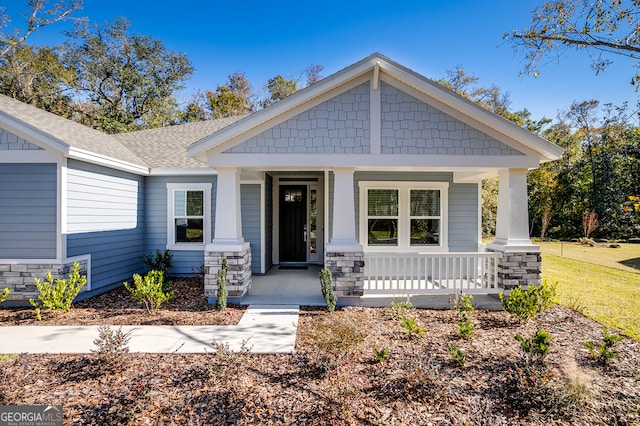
[
  {"xmin": 359, "ymin": 181, "xmax": 448, "ymax": 251},
  {"xmin": 167, "ymin": 183, "xmax": 211, "ymax": 250}
]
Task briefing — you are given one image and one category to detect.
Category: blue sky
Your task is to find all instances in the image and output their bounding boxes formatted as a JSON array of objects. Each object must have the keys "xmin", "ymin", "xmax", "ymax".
[{"xmin": 4, "ymin": 0, "xmax": 638, "ymax": 121}]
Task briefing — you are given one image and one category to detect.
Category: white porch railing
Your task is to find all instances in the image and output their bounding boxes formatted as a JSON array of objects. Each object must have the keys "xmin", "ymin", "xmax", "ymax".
[{"xmin": 363, "ymin": 252, "xmax": 502, "ymax": 295}]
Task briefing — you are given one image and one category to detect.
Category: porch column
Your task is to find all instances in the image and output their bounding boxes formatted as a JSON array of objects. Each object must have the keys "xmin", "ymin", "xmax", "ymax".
[
  {"xmin": 486, "ymin": 168, "xmax": 541, "ymax": 290},
  {"xmin": 325, "ymin": 168, "xmax": 364, "ymax": 303},
  {"xmin": 204, "ymin": 167, "xmax": 252, "ymax": 302}
]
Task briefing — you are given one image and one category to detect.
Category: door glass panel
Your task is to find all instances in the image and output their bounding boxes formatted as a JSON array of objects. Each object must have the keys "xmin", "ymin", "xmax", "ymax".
[
  {"xmin": 310, "ymin": 189, "xmax": 317, "ymax": 253},
  {"xmin": 284, "ymin": 189, "xmax": 303, "ymax": 203}
]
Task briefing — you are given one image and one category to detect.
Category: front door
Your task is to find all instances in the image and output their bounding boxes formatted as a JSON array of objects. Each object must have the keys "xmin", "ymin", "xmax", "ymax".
[{"xmin": 279, "ymin": 185, "xmax": 307, "ymax": 262}]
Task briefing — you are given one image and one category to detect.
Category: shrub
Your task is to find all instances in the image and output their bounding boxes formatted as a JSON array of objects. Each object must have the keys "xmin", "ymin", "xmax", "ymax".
[
  {"xmin": 389, "ymin": 300, "xmax": 413, "ymax": 319},
  {"xmin": 123, "ymin": 270, "xmax": 174, "ymax": 314},
  {"xmin": 456, "ymin": 317, "xmax": 475, "ymax": 339},
  {"xmin": 400, "ymin": 316, "xmax": 425, "ymax": 337},
  {"xmin": 373, "ymin": 348, "xmax": 389, "ymax": 364},
  {"xmin": 448, "ymin": 343, "xmax": 467, "ymax": 366},
  {"xmin": 215, "ymin": 258, "xmax": 227, "ymax": 311},
  {"xmin": 515, "ymin": 328, "xmax": 553, "ymax": 366},
  {"xmin": 0, "ymin": 288, "xmax": 9, "ymax": 304},
  {"xmin": 319, "ymin": 264, "xmax": 337, "ymax": 313},
  {"xmin": 92, "ymin": 325, "xmax": 131, "ymax": 373},
  {"xmin": 454, "ymin": 293, "xmax": 476, "ymax": 314},
  {"xmin": 499, "ymin": 280, "xmax": 557, "ymax": 322},
  {"xmin": 583, "ymin": 328, "xmax": 624, "ymax": 366},
  {"xmin": 141, "ymin": 249, "xmax": 173, "ymax": 275},
  {"xmin": 309, "ymin": 312, "xmax": 366, "ymax": 371},
  {"xmin": 30, "ymin": 262, "xmax": 86, "ymax": 320}
]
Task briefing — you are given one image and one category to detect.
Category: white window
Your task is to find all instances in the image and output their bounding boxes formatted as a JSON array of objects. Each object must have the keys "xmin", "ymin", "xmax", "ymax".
[
  {"xmin": 359, "ymin": 181, "xmax": 448, "ymax": 251},
  {"xmin": 167, "ymin": 183, "xmax": 211, "ymax": 250}
]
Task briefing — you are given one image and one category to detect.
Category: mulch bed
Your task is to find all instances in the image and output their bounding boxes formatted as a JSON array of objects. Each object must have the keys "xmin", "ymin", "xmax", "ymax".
[
  {"xmin": 1, "ymin": 302, "xmax": 639, "ymax": 425},
  {"xmin": 0, "ymin": 278, "xmax": 245, "ymax": 326}
]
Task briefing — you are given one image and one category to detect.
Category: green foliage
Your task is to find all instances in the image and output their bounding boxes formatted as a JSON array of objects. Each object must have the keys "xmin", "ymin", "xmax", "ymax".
[
  {"xmin": 123, "ymin": 270, "xmax": 174, "ymax": 314},
  {"xmin": 400, "ymin": 316, "xmax": 424, "ymax": 337},
  {"xmin": 373, "ymin": 348, "xmax": 388, "ymax": 364},
  {"xmin": 515, "ymin": 328, "xmax": 553, "ymax": 365},
  {"xmin": 389, "ymin": 300, "xmax": 413, "ymax": 320},
  {"xmin": 454, "ymin": 293, "xmax": 476, "ymax": 314},
  {"xmin": 448, "ymin": 343, "xmax": 467, "ymax": 366},
  {"xmin": 141, "ymin": 249, "xmax": 173, "ymax": 275},
  {"xmin": 215, "ymin": 258, "xmax": 227, "ymax": 311},
  {"xmin": 205, "ymin": 71, "xmax": 254, "ymax": 118},
  {"xmin": 456, "ymin": 317, "xmax": 475, "ymax": 339},
  {"xmin": 263, "ymin": 75, "xmax": 298, "ymax": 107},
  {"xmin": 0, "ymin": 287, "xmax": 9, "ymax": 304},
  {"xmin": 30, "ymin": 262, "xmax": 87, "ymax": 320},
  {"xmin": 92, "ymin": 326, "xmax": 131, "ymax": 373},
  {"xmin": 499, "ymin": 280, "xmax": 557, "ymax": 322},
  {"xmin": 319, "ymin": 264, "xmax": 337, "ymax": 313},
  {"xmin": 583, "ymin": 328, "xmax": 625, "ymax": 366}
]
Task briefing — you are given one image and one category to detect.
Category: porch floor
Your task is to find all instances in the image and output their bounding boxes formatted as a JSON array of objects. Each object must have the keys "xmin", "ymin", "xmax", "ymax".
[{"xmin": 241, "ymin": 265, "xmax": 325, "ymax": 306}]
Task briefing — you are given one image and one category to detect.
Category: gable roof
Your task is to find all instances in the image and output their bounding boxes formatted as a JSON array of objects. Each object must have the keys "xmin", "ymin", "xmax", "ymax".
[{"xmin": 187, "ymin": 53, "xmax": 563, "ymax": 163}]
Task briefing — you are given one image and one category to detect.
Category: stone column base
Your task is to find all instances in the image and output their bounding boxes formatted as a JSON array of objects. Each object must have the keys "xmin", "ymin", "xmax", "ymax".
[
  {"xmin": 485, "ymin": 247, "xmax": 541, "ymax": 291},
  {"xmin": 325, "ymin": 251, "xmax": 365, "ymax": 298},
  {"xmin": 204, "ymin": 247, "xmax": 252, "ymax": 302}
]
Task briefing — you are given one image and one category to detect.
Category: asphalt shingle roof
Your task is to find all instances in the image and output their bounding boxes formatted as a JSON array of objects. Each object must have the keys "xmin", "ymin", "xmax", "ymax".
[{"xmin": 113, "ymin": 116, "xmax": 245, "ymax": 169}]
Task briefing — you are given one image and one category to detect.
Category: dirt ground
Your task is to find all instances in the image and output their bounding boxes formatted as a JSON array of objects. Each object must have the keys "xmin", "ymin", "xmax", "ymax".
[{"xmin": 0, "ymin": 280, "xmax": 638, "ymax": 425}]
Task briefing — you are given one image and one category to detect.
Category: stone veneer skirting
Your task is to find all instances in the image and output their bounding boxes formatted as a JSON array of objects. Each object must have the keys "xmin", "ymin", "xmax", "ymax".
[
  {"xmin": 204, "ymin": 247, "xmax": 252, "ymax": 300},
  {"xmin": 325, "ymin": 252, "xmax": 365, "ymax": 297},
  {"xmin": 485, "ymin": 248, "xmax": 542, "ymax": 290},
  {"xmin": 0, "ymin": 259, "xmax": 89, "ymax": 302}
]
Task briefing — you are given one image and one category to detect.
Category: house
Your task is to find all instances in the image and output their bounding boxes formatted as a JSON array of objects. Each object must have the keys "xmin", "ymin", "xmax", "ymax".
[{"xmin": 0, "ymin": 53, "xmax": 563, "ymax": 306}]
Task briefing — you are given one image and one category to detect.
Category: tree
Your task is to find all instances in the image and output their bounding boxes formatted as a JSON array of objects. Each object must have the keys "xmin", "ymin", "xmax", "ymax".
[
  {"xmin": 63, "ymin": 18, "xmax": 193, "ymax": 132},
  {"xmin": 0, "ymin": 43, "xmax": 73, "ymax": 115},
  {"xmin": 508, "ymin": 0, "xmax": 640, "ymax": 85},
  {"xmin": 205, "ymin": 71, "xmax": 254, "ymax": 118},
  {"xmin": 0, "ymin": 0, "xmax": 83, "ymax": 59},
  {"xmin": 262, "ymin": 75, "xmax": 298, "ymax": 107},
  {"xmin": 305, "ymin": 64, "xmax": 324, "ymax": 85}
]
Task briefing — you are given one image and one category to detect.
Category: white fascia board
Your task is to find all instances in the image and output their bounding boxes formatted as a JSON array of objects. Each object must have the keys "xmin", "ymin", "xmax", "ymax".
[
  {"xmin": 453, "ymin": 170, "xmax": 498, "ymax": 182},
  {"xmin": 187, "ymin": 62, "xmax": 377, "ymax": 158},
  {"xmin": 377, "ymin": 65, "xmax": 565, "ymax": 161},
  {"xmin": 210, "ymin": 153, "xmax": 540, "ymax": 169},
  {"xmin": 0, "ymin": 113, "xmax": 69, "ymax": 152},
  {"xmin": 67, "ymin": 147, "xmax": 149, "ymax": 175},
  {"xmin": 149, "ymin": 168, "xmax": 217, "ymax": 176}
]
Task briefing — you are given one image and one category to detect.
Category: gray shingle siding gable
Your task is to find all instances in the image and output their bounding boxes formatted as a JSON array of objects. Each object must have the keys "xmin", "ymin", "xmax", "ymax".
[
  {"xmin": 226, "ymin": 82, "xmax": 371, "ymax": 154},
  {"xmin": 380, "ymin": 82, "xmax": 524, "ymax": 156},
  {"xmin": 0, "ymin": 163, "xmax": 57, "ymax": 259},
  {"xmin": 66, "ymin": 160, "xmax": 145, "ymax": 290},
  {"xmin": 0, "ymin": 127, "xmax": 42, "ymax": 150}
]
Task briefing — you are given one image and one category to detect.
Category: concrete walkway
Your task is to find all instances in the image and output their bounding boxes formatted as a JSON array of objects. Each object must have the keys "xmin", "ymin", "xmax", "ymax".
[{"xmin": 0, "ymin": 305, "xmax": 299, "ymax": 355}]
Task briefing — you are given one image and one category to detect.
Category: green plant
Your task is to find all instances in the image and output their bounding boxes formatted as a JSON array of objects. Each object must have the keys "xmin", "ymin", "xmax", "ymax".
[
  {"xmin": 499, "ymin": 280, "xmax": 557, "ymax": 322},
  {"xmin": 215, "ymin": 258, "xmax": 227, "ymax": 311},
  {"xmin": 123, "ymin": 270, "xmax": 174, "ymax": 314},
  {"xmin": 515, "ymin": 328, "xmax": 553, "ymax": 365},
  {"xmin": 319, "ymin": 264, "xmax": 337, "ymax": 313},
  {"xmin": 373, "ymin": 348, "xmax": 389, "ymax": 364},
  {"xmin": 454, "ymin": 293, "xmax": 476, "ymax": 314},
  {"xmin": 400, "ymin": 316, "xmax": 424, "ymax": 337},
  {"xmin": 92, "ymin": 326, "xmax": 131, "ymax": 372},
  {"xmin": 583, "ymin": 328, "xmax": 625, "ymax": 366},
  {"xmin": 448, "ymin": 343, "xmax": 467, "ymax": 366},
  {"xmin": 456, "ymin": 317, "xmax": 475, "ymax": 339},
  {"xmin": 389, "ymin": 300, "xmax": 413, "ymax": 319},
  {"xmin": 30, "ymin": 262, "xmax": 86, "ymax": 320},
  {"xmin": 0, "ymin": 287, "xmax": 9, "ymax": 304},
  {"xmin": 141, "ymin": 249, "xmax": 173, "ymax": 275}
]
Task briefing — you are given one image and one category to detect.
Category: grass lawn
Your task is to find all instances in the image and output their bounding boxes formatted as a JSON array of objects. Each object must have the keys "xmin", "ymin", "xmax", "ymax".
[{"xmin": 540, "ymin": 242, "xmax": 640, "ymax": 341}]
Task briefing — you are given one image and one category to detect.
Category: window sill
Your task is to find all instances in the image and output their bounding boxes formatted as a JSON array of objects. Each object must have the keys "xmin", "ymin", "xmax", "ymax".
[{"xmin": 166, "ymin": 243, "xmax": 207, "ymax": 251}]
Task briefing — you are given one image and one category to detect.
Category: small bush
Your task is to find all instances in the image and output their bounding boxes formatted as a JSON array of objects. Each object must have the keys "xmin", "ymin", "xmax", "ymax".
[
  {"xmin": 215, "ymin": 258, "xmax": 227, "ymax": 311},
  {"xmin": 142, "ymin": 249, "xmax": 173, "ymax": 275},
  {"xmin": 389, "ymin": 300, "xmax": 413, "ymax": 319},
  {"xmin": 583, "ymin": 328, "xmax": 624, "ymax": 366},
  {"xmin": 92, "ymin": 325, "xmax": 131, "ymax": 373},
  {"xmin": 30, "ymin": 262, "xmax": 86, "ymax": 320},
  {"xmin": 319, "ymin": 264, "xmax": 337, "ymax": 313},
  {"xmin": 309, "ymin": 313, "xmax": 366, "ymax": 363},
  {"xmin": 373, "ymin": 348, "xmax": 389, "ymax": 364},
  {"xmin": 400, "ymin": 316, "xmax": 425, "ymax": 337},
  {"xmin": 499, "ymin": 280, "xmax": 557, "ymax": 322},
  {"xmin": 456, "ymin": 317, "xmax": 475, "ymax": 339},
  {"xmin": 0, "ymin": 288, "xmax": 9, "ymax": 304},
  {"xmin": 454, "ymin": 293, "xmax": 476, "ymax": 314},
  {"xmin": 124, "ymin": 270, "xmax": 174, "ymax": 314},
  {"xmin": 448, "ymin": 343, "xmax": 467, "ymax": 366},
  {"xmin": 515, "ymin": 328, "xmax": 553, "ymax": 366}
]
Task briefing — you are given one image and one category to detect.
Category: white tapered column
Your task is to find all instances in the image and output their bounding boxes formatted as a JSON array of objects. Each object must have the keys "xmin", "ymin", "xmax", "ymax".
[
  {"xmin": 208, "ymin": 167, "xmax": 249, "ymax": 251},
  {"xmin": 326, "ymin": 168, "xmax": 362, "ymax": 252}
]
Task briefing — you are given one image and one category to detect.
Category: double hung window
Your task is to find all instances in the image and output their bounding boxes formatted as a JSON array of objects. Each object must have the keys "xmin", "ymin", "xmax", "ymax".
[{"xmin": 167, "ymin": 183, "xmax": 211, "ymax": 250}]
